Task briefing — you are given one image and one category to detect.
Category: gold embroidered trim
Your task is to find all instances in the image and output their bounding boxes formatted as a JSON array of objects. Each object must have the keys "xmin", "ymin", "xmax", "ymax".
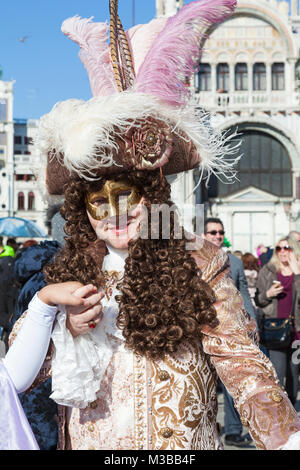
[
  {"xmin": 133, "ymin": 354, "xmax": 148, "ymax": 450},
  {"xmin": 103, "ymin": 270, "xmax": 120, "ymax": 300},
  {"xmin": 269, "ymin": 390, "xmax": 283, "ymax": 403}
]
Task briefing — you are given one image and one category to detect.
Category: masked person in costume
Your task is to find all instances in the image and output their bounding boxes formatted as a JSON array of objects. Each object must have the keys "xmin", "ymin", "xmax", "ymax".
[{"xmin": 3, "ymin": 0, "xmax": 300, "ymax": 451}]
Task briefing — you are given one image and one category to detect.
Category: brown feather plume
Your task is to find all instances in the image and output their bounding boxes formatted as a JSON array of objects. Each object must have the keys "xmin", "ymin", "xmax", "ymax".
[{"xmin": 109, "ymin": 0, "xmax": 135, "ymax": 91}]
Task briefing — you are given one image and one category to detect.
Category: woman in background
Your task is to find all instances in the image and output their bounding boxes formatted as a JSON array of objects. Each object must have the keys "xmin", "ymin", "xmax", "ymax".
[{"xmin": 256, "ymin": 236, "xmax": 300, "ymax": 404}]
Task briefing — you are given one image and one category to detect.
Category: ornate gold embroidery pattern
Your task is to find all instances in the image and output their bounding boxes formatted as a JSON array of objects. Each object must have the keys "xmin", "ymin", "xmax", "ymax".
[
  {"xmin": 133, "ymin": 353, "xmax": 149, "ymax": 450},
  {"xmin": 270, "ymin": 390, "xmax": 283, "ymax": 403},
  {"xmin": 150, "ymin": 340, "xmax": 221, "ymax": 450},
  {"xmin": 240, "ymin": 389, "xmax": 300, "ymax": 449},
  {"xmin": 103, "ymin": 270, "xmax": 121, "ymax": 300}
]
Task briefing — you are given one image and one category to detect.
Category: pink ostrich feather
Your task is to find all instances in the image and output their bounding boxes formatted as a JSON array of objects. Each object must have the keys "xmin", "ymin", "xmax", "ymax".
[
  {"xmin": 126, "ymin": 18, "xmax": 168, "ymax": 75},
  {"xmin": 61, "ymin": 16, "xmax": 118, "ymax": 97},
  {"xmin": 135, "ymin": 0, "xmax": 237, "ymax": 106}
]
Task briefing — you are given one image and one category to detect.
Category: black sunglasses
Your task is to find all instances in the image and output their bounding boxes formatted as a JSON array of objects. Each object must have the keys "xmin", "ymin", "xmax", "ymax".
[
  {"xmin": 275, "ymin": 245, "xmax": 292, "ymax": 252},
  {"xmin": 206, "ymin": 230, "xmax": 225, "ymax": 236}
]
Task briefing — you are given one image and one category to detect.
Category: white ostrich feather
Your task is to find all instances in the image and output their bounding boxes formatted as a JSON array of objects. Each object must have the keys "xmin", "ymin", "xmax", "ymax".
[{"xmin": 35, "ymin": 91, "xmax": 240, "ymax": 185}]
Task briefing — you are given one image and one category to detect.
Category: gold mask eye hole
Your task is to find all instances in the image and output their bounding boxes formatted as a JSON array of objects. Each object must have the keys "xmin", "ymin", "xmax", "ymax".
[{"xmin": 90, "ymin": 198, "xmax": 107, "ymax": 207}]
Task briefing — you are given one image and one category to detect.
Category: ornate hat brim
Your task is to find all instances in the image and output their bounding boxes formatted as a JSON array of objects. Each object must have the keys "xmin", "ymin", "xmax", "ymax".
[{"xmin": 37, "ymin": 92, "xmax": 238, "ymax": 195}]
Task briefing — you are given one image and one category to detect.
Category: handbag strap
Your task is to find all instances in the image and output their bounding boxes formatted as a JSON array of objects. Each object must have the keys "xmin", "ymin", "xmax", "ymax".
[{"xmin": 288, "ymin": 288, "xmax": 296, "ymax": 321}]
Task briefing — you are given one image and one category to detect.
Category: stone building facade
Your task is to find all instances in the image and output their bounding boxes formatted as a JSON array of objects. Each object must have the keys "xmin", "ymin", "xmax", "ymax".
[
  {"xmin": 0, "ymin": 80, "xmax": 14, "ymax": 220},
  {"xmin": 13, "ymin": 119, "xmax": 47, "ymax": 235},
  {"xmin": 0, "ymin": 82, "xmax": 47, "ymax": 238},
  {"xmin": 158, "ymin": 0, "xmax": 300, "ymax": 253}
]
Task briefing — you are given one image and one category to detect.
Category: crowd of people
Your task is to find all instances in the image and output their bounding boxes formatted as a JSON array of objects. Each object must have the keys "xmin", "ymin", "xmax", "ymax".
[{"xmin": 216, "ymin": 223, "xmax": 300, "ymax": 446}]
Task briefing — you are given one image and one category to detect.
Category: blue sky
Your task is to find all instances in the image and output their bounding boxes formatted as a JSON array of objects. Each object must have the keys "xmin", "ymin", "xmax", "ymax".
[
  {"xmin": 0, "ymin": 1, "xmax": 153, "ymax": 119},
  {"xmin": 0, "ymin": 0, "xmax": 290, "ymax": 120}
]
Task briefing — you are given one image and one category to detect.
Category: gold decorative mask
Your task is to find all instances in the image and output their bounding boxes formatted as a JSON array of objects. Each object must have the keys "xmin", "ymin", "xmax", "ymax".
[{"xmin": 85, "ymin": 179, "xmax": 142, "ymax": 221}]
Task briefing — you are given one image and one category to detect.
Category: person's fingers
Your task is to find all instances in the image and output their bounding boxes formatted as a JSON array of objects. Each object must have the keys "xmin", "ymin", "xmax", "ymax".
[
  {"xmin": 87, "ymin": 312, "xmax": 103, "ymax": 327},
  {"xmin": 66, "ymin": 302, "xmax": 89, "ymax": 315},
  {"xmin": 73, "ymin": 284, "xmax": 97, "ymax": 299},
  {"xmin": 64, "ymin": 295, "xmax": 87, "ymax": 307},
  {"xmin": 66, "ymin": 292, "xmax": 104, "ymax": 315},
  {"xmin": 83, "ymin": 291, "xmax": 104, "ymax": 307},
  {"xmin": 275, "ymin": 287, "xmax": 283, "ymax": 294},
  {"xmin": 78, "ymin": 305, "xmax": 103, "ymax": 324}
]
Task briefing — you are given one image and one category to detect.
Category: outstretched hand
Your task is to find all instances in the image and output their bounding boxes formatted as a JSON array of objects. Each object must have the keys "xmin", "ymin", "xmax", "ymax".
[
  {"xmin": 66, "ymin": 284, "xmax": 104, "ymax": 337},
  {"xmin": 38, "ymin": 282, "xmax": 105, "ymax": 337},
  {"xmin": 38, "ymin": 281, "xmax": 94, "ymax": 307}
]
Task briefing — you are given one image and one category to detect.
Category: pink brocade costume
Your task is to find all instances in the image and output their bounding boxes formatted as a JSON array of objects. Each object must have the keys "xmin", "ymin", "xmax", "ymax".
[{"xmin": 12, "ymin": 239, "xmax": 300, "ymax": 450}]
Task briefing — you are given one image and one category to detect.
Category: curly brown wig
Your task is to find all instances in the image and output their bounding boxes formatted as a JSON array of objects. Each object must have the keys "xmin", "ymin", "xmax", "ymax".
[{"xmin": 44, "ymin": 169, "xmax": 219, "ymax": 360}]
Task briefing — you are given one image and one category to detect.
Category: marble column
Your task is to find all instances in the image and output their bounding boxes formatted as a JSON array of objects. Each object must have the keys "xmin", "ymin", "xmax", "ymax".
[
  {"xmin": 266, "ymin": 62, "xmax": 272, "ymax": 106},
  {"xmin": 248, "ymin": 63, "xmax": 253, "ymax": 106},
  {"xmin": 211, "ymin": 63, "xmax": 217, "ymax": 105},
  {"xmin": 287, "ymin": 58, "xmax": 297, "ymax": 96},
  {"xmin": 291, "ymin": 0, "xmax": 298, "ymax": 16},
  {"xmin": 229, "ymin": 63, "xmax": 235, "ymax": 93}
]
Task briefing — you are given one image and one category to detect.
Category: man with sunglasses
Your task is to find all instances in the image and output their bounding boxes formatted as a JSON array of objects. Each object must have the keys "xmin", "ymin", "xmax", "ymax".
[
  {"xmin": 203, "ymin": 218, "xmax": 256, "ymax": 322},
  {"xmin": 203, "ymin": 217, "xmax": 256, "ymax": 448}
]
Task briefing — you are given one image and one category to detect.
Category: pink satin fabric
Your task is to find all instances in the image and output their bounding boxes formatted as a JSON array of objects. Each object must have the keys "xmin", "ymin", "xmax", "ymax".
[{"xmin": 0, "ymin": 361, "xmax": 39, "ymax": 450}]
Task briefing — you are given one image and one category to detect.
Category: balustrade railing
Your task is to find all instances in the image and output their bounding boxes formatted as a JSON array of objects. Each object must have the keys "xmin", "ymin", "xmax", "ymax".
[{"xmin": 196, "ymin": 90, "xmax": 300, "ymax": 110}]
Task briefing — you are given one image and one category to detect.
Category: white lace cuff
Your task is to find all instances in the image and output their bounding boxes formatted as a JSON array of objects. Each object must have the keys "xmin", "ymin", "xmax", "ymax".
[{"xmin": 50, "ymin": 307, "xmax": 114, "ymax": 409}]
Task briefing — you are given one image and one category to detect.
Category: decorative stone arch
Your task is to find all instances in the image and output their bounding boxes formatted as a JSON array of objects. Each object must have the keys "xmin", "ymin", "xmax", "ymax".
[
  {"xmin": 202, "ymin": 2, "xmax": 296, "ymax": 58},
  {"xmin": 216, "ymin": 51, "xmax": 231, "ymax": 62},
  {"xmin": 234, "ymin": 52, "xmax": 250, "ymax": 62},
  {"xmin": 216, "ymin": 115, "xmax": 300, "ymax": 172},
  {"xmin": 201, "ymin": 52, "xmax": 212, "ymax": 63},
  {"xmin": 252, "ymin": 51, "xmax": 268, "ymax": 63},
  {"xmin": 272, "ymin": 51, "xmax": 285, "ymax": 61}
]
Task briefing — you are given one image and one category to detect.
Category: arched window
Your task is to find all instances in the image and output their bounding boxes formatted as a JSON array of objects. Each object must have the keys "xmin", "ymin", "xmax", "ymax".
[
  {"xmin": 198, "ymin": 63, "xmax": 211, "ymax": 91},
  {"xmin": 217, "ymin": 63, "xmax": 229, "ymax": 92},
  {"xmin": 215, "ymin": 131, "xmax": 292, "ymax": 198},
  {"xmin": 235, "ymin": 63, "xmax": 248, "ymax": 91},
  {"xmin": 18, "ymin": 192, "xmax": 25, "ymax": 210},
  {"xmin": 28, "ymin": 192, "xmax": 35, "ymax": 210},
  {"xmin": 272, "ymin": 63, "xmax": 285, "ymax": 90},
  {"xmin": 253, "ymin": 63, "xmax": 266, "ymax": 91}
]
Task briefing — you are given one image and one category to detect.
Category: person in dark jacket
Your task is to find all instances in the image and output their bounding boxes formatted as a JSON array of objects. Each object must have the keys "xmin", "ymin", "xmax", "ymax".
[
  {"xmin": 257, "ymin": 244, "xmax": 274, "ymax": 267},
  {"xmin": 0, "ymin": 255, "xmax": 18, "ymax": 352}
]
